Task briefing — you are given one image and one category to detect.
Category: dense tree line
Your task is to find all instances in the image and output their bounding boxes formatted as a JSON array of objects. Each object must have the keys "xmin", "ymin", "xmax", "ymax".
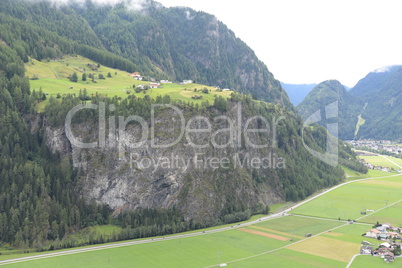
[
  {"xmin": 0, "ymin": 12, "xmax": 140, "ymax": 75},
  {"xmin": 0, "ymin": 30, "xmax": 113, "ymax": 251}
]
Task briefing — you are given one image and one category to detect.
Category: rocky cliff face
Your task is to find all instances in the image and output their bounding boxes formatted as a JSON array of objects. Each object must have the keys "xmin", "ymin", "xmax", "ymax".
[
  {"xmin": 42, "ymin": 102, "xmax": 287, "ymax": 222},
  {"xmin": 40, "ymin": 98, "xmax": 344, "ymax": 222}
]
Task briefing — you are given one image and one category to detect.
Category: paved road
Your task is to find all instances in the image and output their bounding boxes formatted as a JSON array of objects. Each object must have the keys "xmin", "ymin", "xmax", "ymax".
[{"xmin": 0, "ymin": 173, "xmax": 400, "ymax": 266}]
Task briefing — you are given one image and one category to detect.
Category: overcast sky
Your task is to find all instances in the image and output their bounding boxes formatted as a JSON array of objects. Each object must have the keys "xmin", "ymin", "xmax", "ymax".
[{"xmin": 157, "ymin": 0, "xmax": 402, "ymax": 87}]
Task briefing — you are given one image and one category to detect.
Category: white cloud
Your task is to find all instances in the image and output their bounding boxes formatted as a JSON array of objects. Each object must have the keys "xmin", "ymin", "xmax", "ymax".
[
  {"xmin": 373, "ymin": 66, "xmax": 391, "ymax": 73},
  {"xmin": 25, "ymin": 0, "xmax": 148, "ymax": 11}
]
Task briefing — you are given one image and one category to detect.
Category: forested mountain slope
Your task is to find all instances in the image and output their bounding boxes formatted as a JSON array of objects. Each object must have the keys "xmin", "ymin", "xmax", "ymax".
[
  {"xmin": 350, "ymin": 66, "xmax": 402, "ymax": 140},
  {"xmin": 298, "ymin": 80, "xmax": 363, "ymax": 140},
  {"xmin": 0, "ymin": 0, "xmax": 290, "ymax": 106}
]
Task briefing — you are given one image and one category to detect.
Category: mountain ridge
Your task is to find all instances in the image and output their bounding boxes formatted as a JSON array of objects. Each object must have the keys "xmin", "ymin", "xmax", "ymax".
[
  {"xmin": 353, "ymin": 66, "xmax": 402, "ymax": 140},
  {"xmin": 297, "ymin": 80, "xmax": 363, "ymax": 140}
]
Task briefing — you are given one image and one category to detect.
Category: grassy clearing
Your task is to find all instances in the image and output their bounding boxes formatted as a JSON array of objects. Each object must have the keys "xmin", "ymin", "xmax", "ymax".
[
  {"xmin": 26, "ymin": 56, "xmax": 233, "ymax": 112},
  {"xmin": 0, "ymin": 225, "xmax": 122, "ymax": 258},
  {"xmin": 292, "ymin": 175, "xmax": 402, "ymax": 220},
  {"xmin": 354, "ymin": 115, "xmax": 366, "ymax": 137}
]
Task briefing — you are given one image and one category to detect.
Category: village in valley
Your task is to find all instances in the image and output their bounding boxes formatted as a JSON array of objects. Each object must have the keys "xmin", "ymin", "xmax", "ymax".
[
  {"xmin": 347, "ymin": 140, "xmax": 402, "ymax": 156},
  {"xmin": 346, "ymin": 140, "xmax": 402, "ymax": 173},
  {"xmin": 360, "ymin": 222, "xmax": 402, "ymax": 263}
]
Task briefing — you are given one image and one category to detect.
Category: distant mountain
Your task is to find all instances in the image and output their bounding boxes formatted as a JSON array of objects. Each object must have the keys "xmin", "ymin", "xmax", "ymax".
[
  {"xmin": 298, "ymin": 80, "xmax": 363, "ymax": 140},
  {"xmin": 351, "ymin": 66, "xmax": 402, "ymax": 98},
  {"xmin": 280, "ymin": 82, "xmax": 316, "ymax": 105},
  {"xmin": 298, "ymin": 67, "xmax": 402, "ymax": 141},
  {"xmin": 351, "ymin": 66, "xmax": 402, "ymax": 140}
]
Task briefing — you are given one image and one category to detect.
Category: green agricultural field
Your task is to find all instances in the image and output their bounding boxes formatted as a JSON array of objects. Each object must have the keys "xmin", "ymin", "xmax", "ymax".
[
  {"xmin": 0, "ymin": 216, "xmax": 345, "ymax": 267},
  {"xmin": 320, "ymin": 224, "xmax": 376, "ymax": 245},
  {"xmin": 283, "ymin": 224, "xmax": 377, "ymax": 265},
  {"xmin": 254, "ymin": 215, "xmax": 343, "ymax": 237},
  {"xmin": 228, "ymin": 248, "xmax": 345, "ymax": 268},
  {"xmin": 361, "ymin": 203, "xmax": 402, "ymax": 226},
  {"xmin": 365, "ymin": 169, "xmax": 397, "ymax": 177},
  {"xmin": 2, "ymin": 229, "xmax": 292, "ymax": 268},
  {"xmin": 342, "ymin": 166, "xmax": 390, "ymax": 181},
  {"xmin": 359, "ymin": 155, "xmax": 402, "ymax": 170},
  {"xmin": 351, "ymin": 255, "xmax": 400, "ymax": 267},
  {"xmin": 26, "ymin": 56, "xmax": 233, "ymax": 112},
  {"xmin": 292, "ymin": 175, "xmax": 402, "ymax": 220},
  {"xmin": 229, "ymin": 224, "xmax": 381, "ymax": 268}
]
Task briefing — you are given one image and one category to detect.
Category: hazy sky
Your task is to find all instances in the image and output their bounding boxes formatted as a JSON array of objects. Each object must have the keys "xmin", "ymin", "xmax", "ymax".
[{"xmin": 157, "ymin": 0, "xmax": 402, "ymax": 87}]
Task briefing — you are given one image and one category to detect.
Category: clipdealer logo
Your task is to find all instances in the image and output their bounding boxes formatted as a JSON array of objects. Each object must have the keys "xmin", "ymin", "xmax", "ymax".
[{"xmin": 64, "ymin": 102, "xmax": 286, "ymax": 171}]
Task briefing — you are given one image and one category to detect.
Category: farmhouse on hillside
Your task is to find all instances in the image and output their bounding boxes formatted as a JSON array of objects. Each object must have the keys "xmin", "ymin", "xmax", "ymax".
[
  {"xmin": 180, "ymin": 80, "xmax": 193, "ymax": 85},
  {"xmin": 149, "ymin": 82, "xmax": 160, "ymax": 89},
  {"xmin": 130, "ymin": 72, "xmax": 143, "ymax": 80}
]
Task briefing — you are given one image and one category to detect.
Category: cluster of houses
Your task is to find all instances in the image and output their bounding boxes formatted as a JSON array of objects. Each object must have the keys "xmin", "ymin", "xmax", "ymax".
[
  {"xmin": 128, "ymin": 72, "xmax": 234, "ymax": 93},
  {"xmin": 129, "ymin": 72, "xmax": 193, "ymax": 89},
  {"xmin": 347, "ymin": 140, "xmax": 402, "ymax": 155},
  {"xmin": 359, "ymin": 158, "xmax": 394, "ymax": 173},
  {"xmin": 361, "ymin": 223, "xmax": 402, "ymax": 263}
]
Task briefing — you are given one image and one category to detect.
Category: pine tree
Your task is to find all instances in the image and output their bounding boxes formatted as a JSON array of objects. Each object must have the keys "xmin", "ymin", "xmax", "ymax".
[{"xmin": 70, "ymin": 72, "xmax": 78, "ymax": 82}]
